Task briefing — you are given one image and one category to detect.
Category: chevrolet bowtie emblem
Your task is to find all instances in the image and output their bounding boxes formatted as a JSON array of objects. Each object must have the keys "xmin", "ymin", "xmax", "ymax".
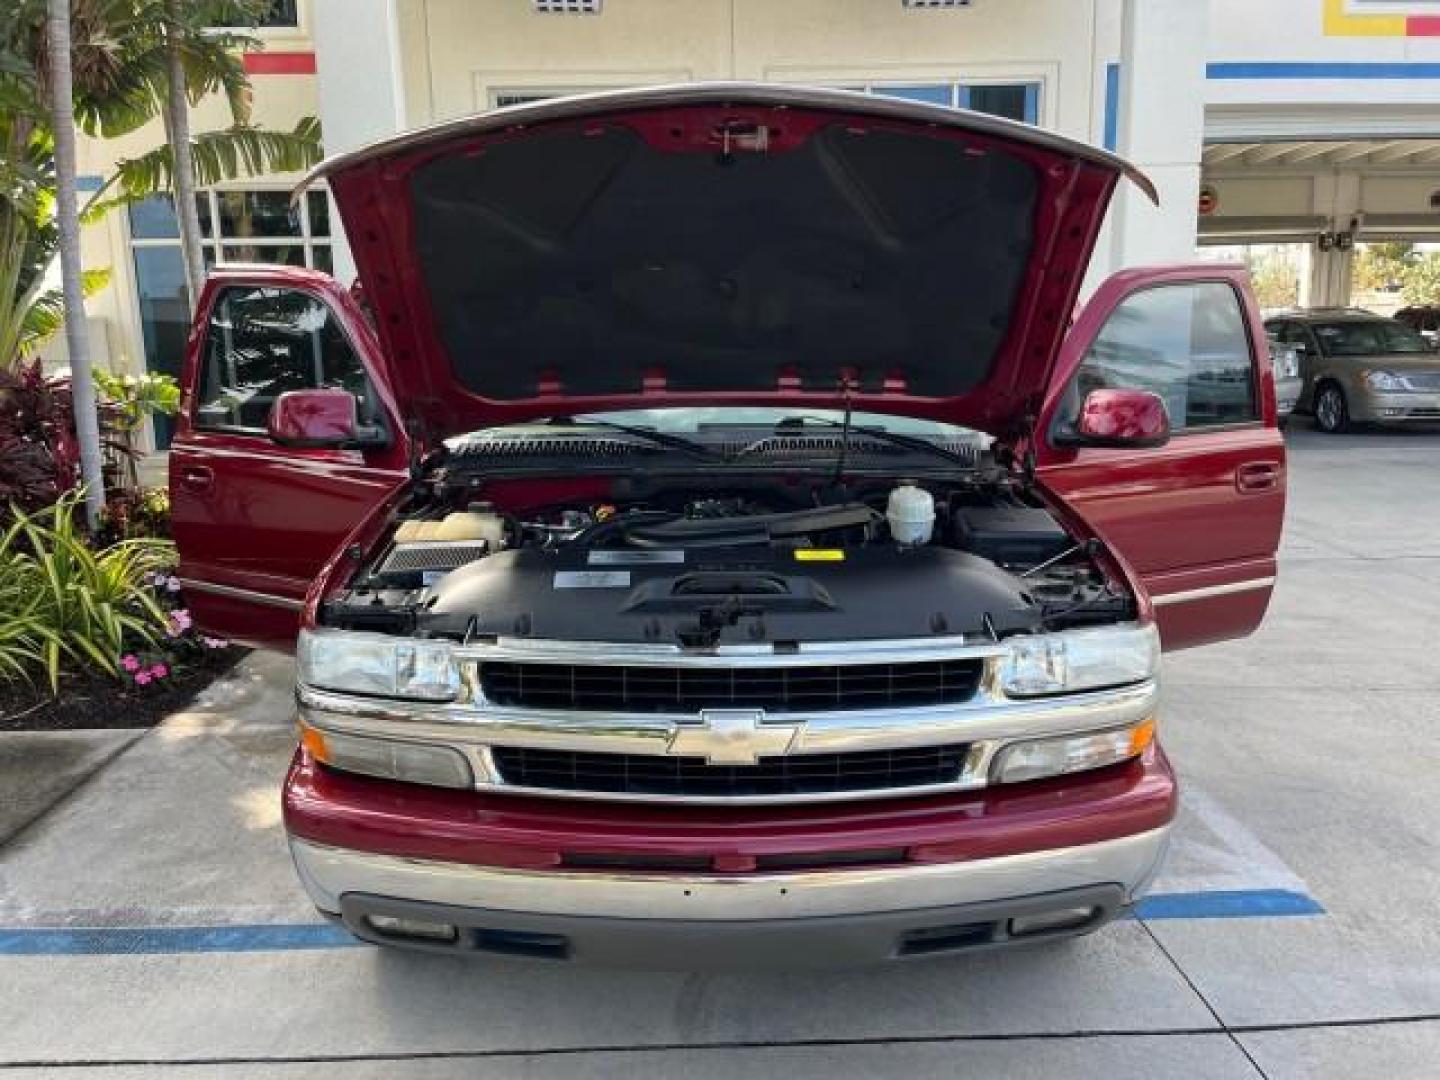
[{"xmin": 668, "ymin": 710, "xmax": 800, "ymax": 766}]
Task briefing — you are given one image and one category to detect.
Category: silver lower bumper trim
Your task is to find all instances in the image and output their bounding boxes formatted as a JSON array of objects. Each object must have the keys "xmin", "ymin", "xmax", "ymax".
[{"xmin": 290, "ymin": 826, "xmax": 1171, "ymax": 922}]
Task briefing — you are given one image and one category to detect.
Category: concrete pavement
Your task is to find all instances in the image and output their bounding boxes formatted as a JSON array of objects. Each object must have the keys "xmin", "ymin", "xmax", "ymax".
[{"xmin": 2, "ymin": 426, "xmax": 1438, "ymax": 1076}]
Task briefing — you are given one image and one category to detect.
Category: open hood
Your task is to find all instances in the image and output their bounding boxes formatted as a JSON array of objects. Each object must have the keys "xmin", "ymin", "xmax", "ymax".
[{"xmin": 301, "ymin": 84, "xmax": 1154, "ymax": 442}]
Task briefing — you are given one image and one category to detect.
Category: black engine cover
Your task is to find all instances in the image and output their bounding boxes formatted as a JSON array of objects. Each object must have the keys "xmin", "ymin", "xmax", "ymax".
[{"xmin": 418, "ymin": 544, "xmax": 1041, "ymax": 646}]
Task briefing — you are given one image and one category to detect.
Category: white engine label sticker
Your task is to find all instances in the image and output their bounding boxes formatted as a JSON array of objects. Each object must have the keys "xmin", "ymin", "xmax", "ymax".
[
  {"xmin": 554, "ymin": 570, "xmax": 632, "ymax": 589},
  {"xmin": 587, "ymin": 550, "xmax": 685, "ymax": 565}
]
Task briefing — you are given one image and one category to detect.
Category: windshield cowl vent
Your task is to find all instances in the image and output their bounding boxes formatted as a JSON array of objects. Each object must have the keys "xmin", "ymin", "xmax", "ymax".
[{"xmin": 450, "ymin": 437, "xmax": 659, "ymax": 459}]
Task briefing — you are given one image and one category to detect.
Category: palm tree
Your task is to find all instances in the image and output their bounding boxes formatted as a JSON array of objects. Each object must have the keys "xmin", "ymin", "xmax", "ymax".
[
  {"xmin": 164, "ymin": 0, "xmax": 206, "ymax": 304},
  {"xmin": 2, "ymin": 0, "xmax": 324, "ymax": 354},
  {"xmin": 2, "ymin": 0, "xmax": 323, "ymax": 352},
  {"xmin": 45, "ymin": 0, "xmax": 105, "ymax": 526}
]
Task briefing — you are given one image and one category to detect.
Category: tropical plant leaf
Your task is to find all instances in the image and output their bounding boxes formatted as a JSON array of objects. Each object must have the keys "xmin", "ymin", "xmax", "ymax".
[
  {"xmin": 112, "ymin": 117, "xmax": 323, "ymax": 197},
  {"xmin": 0, "ymin": 494, "xmax": 175, "ymax": 691},
  {"xmin": 19, "ymin": 267, "xmax": 112, "ymax": 351}
]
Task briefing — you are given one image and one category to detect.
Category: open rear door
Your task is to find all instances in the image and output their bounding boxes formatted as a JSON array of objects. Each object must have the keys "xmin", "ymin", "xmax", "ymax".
[
  {"xmin": 169, "ymin": 268, "xmax": 410, "ymax": 651},
  {"xmin": 1034, "ymin": 265, "xmax": 1286, "ymax": 651}
]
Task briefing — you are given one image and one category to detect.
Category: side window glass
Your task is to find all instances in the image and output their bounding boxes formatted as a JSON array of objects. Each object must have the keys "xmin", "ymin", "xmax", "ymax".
[
  {"xmin": 196, "ymin": 287, "xmax": 380, "ymax": 435},
  {"xmin": 1071, "ymin": 282, "xmax": 1257, "ymax": 433}
]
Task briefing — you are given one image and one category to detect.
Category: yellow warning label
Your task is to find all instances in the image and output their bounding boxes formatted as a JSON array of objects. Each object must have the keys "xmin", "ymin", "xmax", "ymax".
[{"xmin": 794, "ymin": 549, "xmax": 845, "ymax": 562}]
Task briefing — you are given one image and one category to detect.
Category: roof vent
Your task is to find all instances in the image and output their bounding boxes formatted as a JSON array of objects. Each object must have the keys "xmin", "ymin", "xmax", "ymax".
[
  {"xmin": 901, "ymin": 0, "xmax": 972, "ymax": 7},
  {"xmin": 532, "ymin": 0, "xmax": 601, "ymax": 12}
]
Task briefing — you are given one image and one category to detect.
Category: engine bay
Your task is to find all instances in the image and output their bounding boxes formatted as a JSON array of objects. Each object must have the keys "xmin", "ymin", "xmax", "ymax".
[{"xmin": 322, "ymin": 469, "xmax": 1135, "ymax": 648}]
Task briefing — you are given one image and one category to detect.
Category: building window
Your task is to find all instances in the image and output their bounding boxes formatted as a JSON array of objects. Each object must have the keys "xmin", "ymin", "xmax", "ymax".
[
  {"xmin": 254, "ymin": 0, "xmax": 299, "ymax": 27},
  {"xmin": 867, "ymin": 82, "xmax": 1041, "ymax": 125},
  {"xmin": 491, "ymin": 82, "xmax": 1042, "ymax": 125},
  {"xmin": 127, "ymin": 188, "xmax": 334, "ymax": 447}
]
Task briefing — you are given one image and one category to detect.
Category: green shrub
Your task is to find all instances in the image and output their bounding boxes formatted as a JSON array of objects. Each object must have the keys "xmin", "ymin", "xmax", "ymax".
[{"xmin": 0, "ymin": 492, "xmax": 174, "ymax": 692}]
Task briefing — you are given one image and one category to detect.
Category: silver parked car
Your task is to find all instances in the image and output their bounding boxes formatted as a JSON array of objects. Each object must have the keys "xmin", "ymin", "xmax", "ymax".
[
  {"xmin": 1267, "ymin": 338, "xmax": 1302, "ymax": 424},
  {"xmin": 1264, "ymin": 310, "xmax": 1440, "ymax": 433}
]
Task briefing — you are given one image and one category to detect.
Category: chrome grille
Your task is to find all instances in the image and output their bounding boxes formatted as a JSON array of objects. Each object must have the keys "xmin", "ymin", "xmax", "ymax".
[
  {"xmin": 478, "ymin": 658, "xmax": 985, "ymax": 713},
  {"xmin": 1402, "ymin": 372, "xmax": 1440, "ymax": 391},
  {"xmin": 492, "ymin": 744, "xmax": 969, "ymax": 798}
]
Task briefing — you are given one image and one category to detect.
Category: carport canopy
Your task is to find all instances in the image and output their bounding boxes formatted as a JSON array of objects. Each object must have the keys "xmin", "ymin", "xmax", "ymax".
[{"xmin": 1200, "ymin": 137, "xmax": 1440, "ymax": 242}]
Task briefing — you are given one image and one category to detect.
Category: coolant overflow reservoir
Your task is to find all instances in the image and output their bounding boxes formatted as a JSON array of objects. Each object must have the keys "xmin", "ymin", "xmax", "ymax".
[
  {"xmin": 886, "ymin": 482, "xmax": 935, "ymax": 546},
  {"xmin": 433, "ymin": 506, "xmax": 507, "ymax": 549}
]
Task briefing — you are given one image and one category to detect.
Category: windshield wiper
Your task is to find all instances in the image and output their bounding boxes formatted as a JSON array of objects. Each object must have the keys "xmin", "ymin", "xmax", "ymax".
[
  {"xmin": 727, "ymin": 415, "xmax": 979, "ymax": 469},
  {"xmin": 541, "ymin": 416, "xmax": 724, "ymax": 461}
]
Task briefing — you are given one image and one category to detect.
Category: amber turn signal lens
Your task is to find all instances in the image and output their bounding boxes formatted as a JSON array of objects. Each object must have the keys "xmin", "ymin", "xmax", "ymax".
[
  {"xmin": 300, "ymin": 723, "xmax": 329, "ymax": 762},
  {"xmin": 1128, "ymin": 717, "xmax": 1156, "ymax": 756}
]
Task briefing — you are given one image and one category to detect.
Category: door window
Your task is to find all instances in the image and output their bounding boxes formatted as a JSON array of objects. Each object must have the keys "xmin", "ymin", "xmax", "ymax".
[
  {"xmin": 1068, "ymin": 282, "xmax": 1257, "ymax": 433},
  {"xmin": 195, "ymin": 287, "xmax": 380, "ymax": 435}
]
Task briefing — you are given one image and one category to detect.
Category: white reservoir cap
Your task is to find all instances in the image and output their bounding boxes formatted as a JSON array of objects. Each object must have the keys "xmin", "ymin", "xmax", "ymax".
[{"xmin": 886, "ymin": 482, "xmax": 935, "ymax": 546}]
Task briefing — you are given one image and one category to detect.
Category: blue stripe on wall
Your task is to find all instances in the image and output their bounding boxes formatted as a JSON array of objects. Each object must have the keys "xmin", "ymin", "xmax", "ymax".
[
  {"xmin": 75, "ymin": 174, "xmax": 105, "ymax": 193},
  {"xmin": 1134, "ymin": 889, "xmax": 1325, "ymax": 920},
  {"xmin": 1103, "ymin": 62, "xmax": 1121, "ymax": 152},
  {"xmin": 1208, "ymin": 62, "xmax": 1440, "ymax": 80}
]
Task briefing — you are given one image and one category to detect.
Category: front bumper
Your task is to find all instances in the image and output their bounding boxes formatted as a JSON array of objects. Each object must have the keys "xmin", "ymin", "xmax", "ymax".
[
  {"xmin": 283, "ymin": 743, "xmax": 1176, "ymax": 967},
  {"xmin": 1352, "ymin": 390, "xmax": 1440, "ymax": 423}
]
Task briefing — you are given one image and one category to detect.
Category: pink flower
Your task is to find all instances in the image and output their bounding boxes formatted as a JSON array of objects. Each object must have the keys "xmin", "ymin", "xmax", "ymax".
[
  {"xmin": 166, "ymin": 577, "xmax": 182, "ymax": 593},
  {"xmin": 120, "ymin": 654, "xmax": 141, "ymax": 673},
  {"xmin": 134, "ymin": 671, "xmax": 152, "ymax": 686},
  {"xmin": 170, "ymin": 609, "xmax": 192, "ymax": 631},
  {"xmin": 150, "ymin": 663, "xmax": 168, "ymax": 679}
]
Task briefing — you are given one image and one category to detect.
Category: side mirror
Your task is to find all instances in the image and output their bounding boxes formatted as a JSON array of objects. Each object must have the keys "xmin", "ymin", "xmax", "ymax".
[
  {"xmin": 267, "ymin": 388, "xmax": 358, "ymax": 447},
  {"xmin": 1060, "ymin": 388, "xmax": 1171, "ymax": 449}
]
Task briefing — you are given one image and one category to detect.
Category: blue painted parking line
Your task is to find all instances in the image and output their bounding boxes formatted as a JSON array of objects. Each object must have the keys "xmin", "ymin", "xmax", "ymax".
[
  {"xmin": 0, "ymin": 923, "xmax": 361, "ymax": 956},
  {"xmin": 1134, "ymin": 889, "xmax": 1324, "ymax": 920},
  {"xmin": 0, "ymin": 889, "xmax": 1324, "ymax": 955}
]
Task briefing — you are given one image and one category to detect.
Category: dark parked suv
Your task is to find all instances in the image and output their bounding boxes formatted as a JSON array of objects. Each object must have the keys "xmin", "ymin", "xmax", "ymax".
[{"xmin": 1395, "ymin": 306, "xmax": 1440, "ymax": 348}]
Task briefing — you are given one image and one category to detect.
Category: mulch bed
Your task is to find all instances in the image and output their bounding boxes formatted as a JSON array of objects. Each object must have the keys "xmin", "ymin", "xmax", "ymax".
[{"xmin": 0, "ymin": 649, "xmax": 249, "ymax": 732}]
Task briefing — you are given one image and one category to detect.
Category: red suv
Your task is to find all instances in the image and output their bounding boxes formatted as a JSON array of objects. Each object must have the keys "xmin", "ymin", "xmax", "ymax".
[{"xmin": 170, "ymin": 85, "xmax": 1285, "ymax": 967}]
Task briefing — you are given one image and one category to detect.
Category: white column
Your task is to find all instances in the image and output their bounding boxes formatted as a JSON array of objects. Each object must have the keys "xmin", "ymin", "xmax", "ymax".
[
  {"xmin": 312, "ymin": 0, "xmax": 409, "ymax": 283},
  {"xmin": 1306, "ymin": 172, "xmax": 1361, "ymax": 307},
  {"xmin": 1107, "ymin": 0, "xmax": 1210, "ymax": 273}
]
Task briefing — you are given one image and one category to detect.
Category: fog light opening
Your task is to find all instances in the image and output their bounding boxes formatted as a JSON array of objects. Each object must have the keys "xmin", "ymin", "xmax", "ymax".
[
  {"xmin": 1008, "ymin": 906, "xmax": 1098, "ymax": 937},
  {"xmin": 365, "ymin": 914, "xmax": 459, "ymax": 943}
]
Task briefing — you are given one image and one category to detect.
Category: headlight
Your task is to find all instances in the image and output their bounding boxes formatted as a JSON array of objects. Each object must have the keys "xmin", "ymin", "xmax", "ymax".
[
  {"xmin": 990, "ymin": 718, "xmax": 1156, "ymax": 785},
  {"xmin": 297, "ymin": 628, "xmax": 459, "ymax": 701},
  {"xmin": 1000, "ymin": 622, "xmax": 1159, "ymax": 698},
  {"xmin": 1364, "ymin": 370, "xmax": 1406, "ymax": 391}
]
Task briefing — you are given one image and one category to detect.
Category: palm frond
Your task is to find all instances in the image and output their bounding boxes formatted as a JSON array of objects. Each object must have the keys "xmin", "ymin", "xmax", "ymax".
[
  {"xmin": 20, "ymin": 267, "xmax": 113, "ymax": 352},
  {"xmin": 112, "ymin": 117, "xmax": 323, "ymax": 196}
]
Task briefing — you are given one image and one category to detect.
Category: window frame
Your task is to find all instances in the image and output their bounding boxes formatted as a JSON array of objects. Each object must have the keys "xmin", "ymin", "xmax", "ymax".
[
  {"xmin": 209, "ymin": 0, "xmax": 304, "ymax": 34},
  {"xmin": 127, "ymin": 185, "xmax": 335, "ymax": 270},
  {"xmin": 488, "ymin": 79, "xmax": 1045, "ymax": 125},
  {"xmin": 193, "ymin": 283, "xmax": 388, "ymax": 444},
  {"xmin": 1056, "ymin": 278, "xmax": 1264, "ymax": 442}
]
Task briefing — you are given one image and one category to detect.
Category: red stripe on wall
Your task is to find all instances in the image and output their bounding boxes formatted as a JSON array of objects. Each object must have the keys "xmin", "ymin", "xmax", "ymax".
[
  {"xmin": 1407, "ymin": 15, "xmax": 1440, "ymax": 36},
  {"xmin": 243, "ymin": 51, "xmax": 317, "ymax": 75}
]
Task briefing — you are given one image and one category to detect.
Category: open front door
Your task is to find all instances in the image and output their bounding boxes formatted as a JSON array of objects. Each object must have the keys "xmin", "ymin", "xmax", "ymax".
[
  {"xmin": 169, "ymin": 269, "xmax": 409, "ymax": 651},
  {"xmin": 1034, "ymin": 265, "xmax": 1286, "ymax": 651}
]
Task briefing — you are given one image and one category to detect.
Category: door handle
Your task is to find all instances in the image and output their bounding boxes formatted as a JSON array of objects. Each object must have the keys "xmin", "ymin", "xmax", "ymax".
[
  {"xmin": 1236, "ymin": 462, "xmax": 1279, "ymax": 493},
  {"xmin": 179, "ymin": 465, "xmax": 215, "ymax": 493}
]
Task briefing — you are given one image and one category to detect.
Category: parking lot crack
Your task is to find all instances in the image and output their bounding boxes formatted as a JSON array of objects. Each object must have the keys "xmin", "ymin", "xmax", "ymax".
[{"xmin": 1139, "ymin": 917, "xmax": 1270, "ymax": 1079}]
